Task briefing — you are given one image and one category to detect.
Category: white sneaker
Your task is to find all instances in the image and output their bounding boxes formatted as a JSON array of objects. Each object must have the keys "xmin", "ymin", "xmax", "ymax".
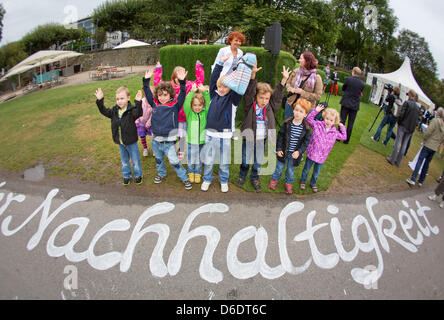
[
  {"xmin": 440, "ymin": 201, "xmax": 444, "ymax": 209},
  {"xmin": 201, "ymin": 181, "xmax": 211, "ymax": 192},
  {"xmin": 428, "ymin": 194, "xmax": 437, "ymax": 201},
  {"xmin": 143, "ymin": 148, "xmax": 149, "ymax": 157},
  {"xmin": 406, "ymin": 178, "xmax": 415, "ymax": 186},
  {"xmin": 221, "ymin": 183, "xmax": 229, "ymax": 193}
]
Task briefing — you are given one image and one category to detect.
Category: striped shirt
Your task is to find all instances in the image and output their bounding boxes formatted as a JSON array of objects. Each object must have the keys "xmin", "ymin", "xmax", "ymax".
[{"xmin": 288, "ymin": 122, "xmax": 303, "ymax": 153}]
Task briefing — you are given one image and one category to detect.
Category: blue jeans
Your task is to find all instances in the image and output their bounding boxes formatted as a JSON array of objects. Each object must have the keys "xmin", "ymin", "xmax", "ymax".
[
  {"xmin": 411, "ymin": 146, "xmax": 435, "ymax": 184},
  {"xmin": 271, "ymin": 154, "xmax": 296, "ymax": 184},
  {"xmin": 300, "ymin": 157, "xmax": 324, "ymax": 186},
  {"xmin": 373, "ymin": 113, "xmax": 397, "ymax": 145},
  {"xmin": 187, "ymin": 143, "xmax": 204, "ymax": 175},
  {"xmin": 152, "ymin": 140, "xmax": 188, "ymax": 182},
  {"xmin": 389, "ymin": 126, "xmax": 412, "ymax": 166},
  {"xmin": 119, "ymin": 142, "xmax": 142, "ymax": 179},
  {"xmin": 202, "ymin": 135, "xmax": 231, "ymax": 184},
  {"xmin": 239, "ymin": 138, "xmax": 266, "ymax": 181}
]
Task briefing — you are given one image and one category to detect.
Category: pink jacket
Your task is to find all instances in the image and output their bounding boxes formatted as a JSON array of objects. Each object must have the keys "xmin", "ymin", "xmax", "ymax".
[
  {"xmin": 154, "ymin": 61, "xmax": 205, "ymax": 122},
  {"xmin": 135, "ymin": 97, "xmax": 153, "ymax": 130},
  {"xmin": 306, "ymin": 110, "xmax": 347, "ymax": 164}
]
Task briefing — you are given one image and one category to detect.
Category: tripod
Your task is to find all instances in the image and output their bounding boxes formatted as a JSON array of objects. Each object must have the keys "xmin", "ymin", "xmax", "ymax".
[{"xmin": 368, "ymin": 105, "xmax": 384, "ymax": 133}]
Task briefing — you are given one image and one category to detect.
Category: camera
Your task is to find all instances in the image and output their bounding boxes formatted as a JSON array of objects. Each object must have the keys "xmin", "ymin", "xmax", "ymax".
[{"xmin": 384, "ymin": 83, "xmax": 393, "ymax": 92}]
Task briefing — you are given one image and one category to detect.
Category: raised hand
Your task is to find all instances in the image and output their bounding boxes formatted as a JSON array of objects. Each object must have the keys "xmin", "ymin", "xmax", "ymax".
[
  {"xmin": 95, "ymin": 88, "xmax": 104, "ymax": 100},
  {"xmin": 315, "ymin": 103, "xmax": 326, "ymax": 113},
  {"xmin": 197, "ymin": 83, "xmax": 205, "ymax": 92},
  {"xmin": 135, "ymin": 90, "xmax": 142, "ymax": 101},
  {"xmin": 145, "ymin": 68, "xmax": 154, "ymax": 79},
  {"xmin": 282, "ymin": 66, "xmax": 290, "ymax": 80},
  {"xmin": 176, "ymin": 68, "xmax": 188, "ymax": 81},
  {"xmin": 191, "ymin": 83, "xmax": 197, "ymax": 92},
  {"xmin": 252, "ymin": 62, "xmax": 262, "ymax": 74}
]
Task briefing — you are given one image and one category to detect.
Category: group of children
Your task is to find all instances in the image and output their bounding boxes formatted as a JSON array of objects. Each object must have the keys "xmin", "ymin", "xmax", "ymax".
[{"xmin": 95, "ymin": 53, "xmax": 347, "ymax": 194}]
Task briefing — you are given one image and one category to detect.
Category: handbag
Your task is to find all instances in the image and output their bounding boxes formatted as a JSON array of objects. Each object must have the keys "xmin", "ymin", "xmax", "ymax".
[{"xmin": 222, "ymin": 53, "xmax": 257, "ymax": 95}]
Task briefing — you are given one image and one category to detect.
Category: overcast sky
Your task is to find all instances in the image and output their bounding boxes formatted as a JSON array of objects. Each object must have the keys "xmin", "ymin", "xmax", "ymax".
[{"xmin": 1, "ymin": 0, "xmax": 443, "ymax": 78}]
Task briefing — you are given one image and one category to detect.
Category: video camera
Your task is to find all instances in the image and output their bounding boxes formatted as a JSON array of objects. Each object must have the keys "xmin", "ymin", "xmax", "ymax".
[{"xmin": 384, "ymin": 83, "xmax": 393, "ymax": 92}]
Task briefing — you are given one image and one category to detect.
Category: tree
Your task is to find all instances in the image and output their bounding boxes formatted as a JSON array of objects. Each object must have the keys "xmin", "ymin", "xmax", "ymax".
[
  {"xmin": 332, "ymin": 0, "xmax": 398, "ymax": 68},
  {"xmin": 0, "ymin": 3, "xmax": 5, "ymax": 43},
  {"xmin": 22, "ymin": 23, "xmax": 83, "ymax": 54},
  {"xmin": 0, "ymin": 41, "xmax": 28, "ymax": 70}
]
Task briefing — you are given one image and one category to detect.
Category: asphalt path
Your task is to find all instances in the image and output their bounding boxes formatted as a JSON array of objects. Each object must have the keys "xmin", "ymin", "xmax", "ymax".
[{"xmin": 0, "ymin": 172, "xmax": 443, "ymax": 301}]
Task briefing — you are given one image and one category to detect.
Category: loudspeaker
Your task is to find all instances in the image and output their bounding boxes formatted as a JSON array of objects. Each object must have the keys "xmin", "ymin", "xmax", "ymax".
[{"xmin": 264, "ymin": 22, "xmax": 282, "ymax": 55}]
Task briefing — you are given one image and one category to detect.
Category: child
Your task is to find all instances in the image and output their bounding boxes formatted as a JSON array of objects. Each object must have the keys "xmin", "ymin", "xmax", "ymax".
[
  {"xmin": 331, "ymin": 70, "xmax": 339, "ymax": 96},
  {"xmin": 183, "ymin": 83, "xmax": 211, "ymax": 184},
  {"xmin": 238, "ymin": 64, "xmax": 290, "ymax": 191},
  {"xmin": 269, "ymin": 98, "xmax": 312, "ymax": 194},
  {"xmin": 299, "ymin": 104, "xmax": 347, "ymax": 193},
  {"xmin": 154, "ymin": 60, "xmax": 205, "ymax": 160},
  {"xmin": 135, "ymin": 97, "xmax": 153, "ymax": 157},
  {"xmin": 143, "ymin": 67, "xmax": 192, "ymax": 190},
  {"xmin": 95, "ymin": 87, "xmax": 143, "ymax": 186},
  {"xmin": 201, "ymin": 53, "xmax": 243, "ymax": 193}
]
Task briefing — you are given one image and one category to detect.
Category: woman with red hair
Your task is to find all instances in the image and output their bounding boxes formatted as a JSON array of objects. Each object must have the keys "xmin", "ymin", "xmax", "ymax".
[
  {"xmin": 212, "ymin": 31, "xmax": 246, "ymax": 137},
  {"xmin": 284, "ymin": 51, "xmax": 323, "ymax": 119}
]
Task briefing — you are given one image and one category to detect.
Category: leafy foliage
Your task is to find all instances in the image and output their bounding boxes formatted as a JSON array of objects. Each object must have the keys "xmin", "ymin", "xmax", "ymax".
[{"xmin": 0, "ymin": 3, "xmax": 5, "ymax": 43}]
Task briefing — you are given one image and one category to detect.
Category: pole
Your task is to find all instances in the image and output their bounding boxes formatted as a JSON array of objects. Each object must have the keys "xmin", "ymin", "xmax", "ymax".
[
  {"xmin": 269, "ymin": 54, "xmax": 275, "ymax": 84},
  {"xmin": 368, "ymin": 107, "xmax": 384, "ymax": 132},
  {"xmin": 131, "ymin": 48, "xmax": 133, "ymax": 73}
]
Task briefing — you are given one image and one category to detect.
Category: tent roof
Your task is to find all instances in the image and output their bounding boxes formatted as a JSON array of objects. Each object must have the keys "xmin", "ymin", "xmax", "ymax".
[
  {"xmin": 367, "ymin": 57, "xmax": 434, "ymax": 108},
  {"xmin": 113, "ymin": 39, "xmax": 150, "ymax": 49}
]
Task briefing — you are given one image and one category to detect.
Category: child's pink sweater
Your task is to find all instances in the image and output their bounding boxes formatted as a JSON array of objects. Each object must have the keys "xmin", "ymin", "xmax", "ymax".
[
  {"xmin": 135, "ymin": 98, "xmax": 153, "ymax": 130},
  {"xmin": 154, "ymin": 61, "xmax": 205, "ymax": 123},
  {"xmin": 305, "ymin": 110, "xmax": 347, "ymax": 164}
]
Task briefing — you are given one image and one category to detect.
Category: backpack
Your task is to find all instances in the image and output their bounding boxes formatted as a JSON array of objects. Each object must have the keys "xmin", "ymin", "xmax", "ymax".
[
  {"xmin": 222, "ymin": 53, "xmax": 257, "ymax": 95},
  {"xmin": 393, "ymin": 98, "xmax": 402, "ymax": 118}
]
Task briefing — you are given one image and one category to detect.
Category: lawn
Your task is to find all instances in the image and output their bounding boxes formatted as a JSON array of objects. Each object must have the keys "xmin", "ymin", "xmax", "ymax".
[{"xmin": 0, "ymin": 77, "xmax": 442, "ymax": 194}]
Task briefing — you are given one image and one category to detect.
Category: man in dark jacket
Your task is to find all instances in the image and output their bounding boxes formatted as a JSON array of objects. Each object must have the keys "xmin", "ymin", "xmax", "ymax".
[
  {"xmin": 339, "ymin": 67, "xmax": 365, "ymax": 144},
  {"xmin": 387, "ymin": 89, "xmax": 421, "ymax": 167}
]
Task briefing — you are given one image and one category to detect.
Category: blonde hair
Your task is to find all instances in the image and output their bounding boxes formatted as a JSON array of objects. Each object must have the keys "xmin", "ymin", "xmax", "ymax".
[
  {"xmin": 217, "ymin": 75, "xmax": 229, "ymax": 88},
  {"xmin": 322, "ymin": 108, "xmax": 340, "ymax": 125},
  {"xmin": 116, "ymin": 86, "xmax": 130, "ymax": 97},
  {"xmin": 293, "ymin": 98, "xmax": 311, "ymax": 114},
  {"xmin": 171, "ymin": 66, "xmax": 186, "ymax": 83},
  {"xmin": 257, "ymin": 82, "xmax": 273, "ymax": 95},
  {"xmin": 352, "ymin": 67, "xmax": 362, "ymax": 76},
  {"xmin": 191, "ymin": 93, "xmax": 206, "ymax": 109}
]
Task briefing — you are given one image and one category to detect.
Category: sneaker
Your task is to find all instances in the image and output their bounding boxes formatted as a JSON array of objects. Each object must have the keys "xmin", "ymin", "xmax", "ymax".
[
  {"xmin": 123, "ymin": 178, "xmax": 131, "ymax": 186},
  {"xmin": 188, "ymin": 173, "xmax": 195, "ymax": 183},
  {"xmin": 201, "ymin": 181, "xmax": 211, "ymax": 192},
  {"xmin": 437, "ymin": 176, "xmax": 442, "ymax": 183},
  {"xmin": 269, "ymin": 179, "xmax": 278, "ymax": 190},
  {"xmin": 311, "ymin": 185, "xmax": 318, "ymax": 193},
  {"xmin": 183, "ymin": 180, "xmax": 192, "ymax": 190},
  {"xmin": 237, "ymin": 177, "xmax": 245, "ymax": 187},
  {"xmin": 154, "ymin": 175, "xmax": 165, "ymax": 184},
  {"xmin": 194, "ymin": 174, "xmax": 201, "ymax": 184},
  {"xmin": 406, "ymin": 178, "xmax": 415, "ymax": 186},
  {"xmin": 300, "ymin": 182, "xmax": 306, "ymax": 190},
  {"xmin": 418, "ymin": 182, "xmax": 423, "ymax": 187},
  {"xmin": 285, "ymin": 184, "xmax": 293, "ymax": 194},
  {"xmin": 178, "ymin": 152, "xmax": 184, "ymax": 161},
  {"xmin": 428, "ymin": 194, "xmax": 437, "ymax": 201},
  {"xmin": 371, "ymin": 136, "xmax": 378, "ymax": 142},
  {"xmin": 143, "ymin": 148, "xmax": 149, "ymax": 157},
  {"xmin": 440, "ymin": 201, "xmax": 444, "ymax": 209},
  {"xmin": 251, "ymin": 180, "xmax": 261, "ymax": 192},
  {"xmin": 134, "ymin": 176, "xmax": 143, "ymax": 185},
  {"xmin": 221, "ymin": 183, "xmax": 229, "ymax": 193}
]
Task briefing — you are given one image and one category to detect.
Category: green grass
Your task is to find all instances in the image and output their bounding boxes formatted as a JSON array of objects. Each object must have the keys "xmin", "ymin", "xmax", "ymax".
[{"xmin": 1, "ymin": 78, "xmax": 441, "ymax": 194}]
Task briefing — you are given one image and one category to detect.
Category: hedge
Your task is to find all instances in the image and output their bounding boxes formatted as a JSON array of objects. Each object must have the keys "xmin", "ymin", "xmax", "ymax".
[
  {"xmin": 158, "ymin": 45, "xmax": 297, "ymax": 88},
  {"xmin": 325, "ymin": 82, "xmax": 372, "ymax": 103}
]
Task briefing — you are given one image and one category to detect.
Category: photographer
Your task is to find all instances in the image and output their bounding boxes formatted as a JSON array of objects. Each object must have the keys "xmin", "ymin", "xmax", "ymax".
[{"xmin": 372, "ymin": 86, "xmax": 401, "ymax": 146}]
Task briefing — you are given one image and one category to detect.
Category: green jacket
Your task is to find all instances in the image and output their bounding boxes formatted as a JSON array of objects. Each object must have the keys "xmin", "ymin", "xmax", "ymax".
[
  {"xmin": 424, "ymin": 117, "xmax": 444, "ymax": 152},
  {"xmin": 183, "ymin": 90, "xmax": 211, "ymax": 145}
]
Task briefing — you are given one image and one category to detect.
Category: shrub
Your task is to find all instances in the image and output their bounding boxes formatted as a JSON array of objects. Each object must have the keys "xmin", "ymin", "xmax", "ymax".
[{"xmin": 158, "ymin": 45, "xmax": 297, "ymax": 87}]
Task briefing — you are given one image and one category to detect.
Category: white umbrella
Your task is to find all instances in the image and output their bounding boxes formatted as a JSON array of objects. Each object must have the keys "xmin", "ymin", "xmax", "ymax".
[{"xmin": 113, "ymin": 39, "xmax": 150, "ymax": 73}]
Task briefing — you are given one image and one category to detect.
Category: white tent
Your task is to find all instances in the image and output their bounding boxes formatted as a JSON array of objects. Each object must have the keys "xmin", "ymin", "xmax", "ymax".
[
  {"xmin": 113, "ymin": 39, "xmax": 150, "ymax": 73},
  {"xmin": 1, "ymin": 50, "xmax": 83, "ymax": 86},
  {"xmin": 366, "ymin": 57, "xmax": 435, "ymax": 110}
]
